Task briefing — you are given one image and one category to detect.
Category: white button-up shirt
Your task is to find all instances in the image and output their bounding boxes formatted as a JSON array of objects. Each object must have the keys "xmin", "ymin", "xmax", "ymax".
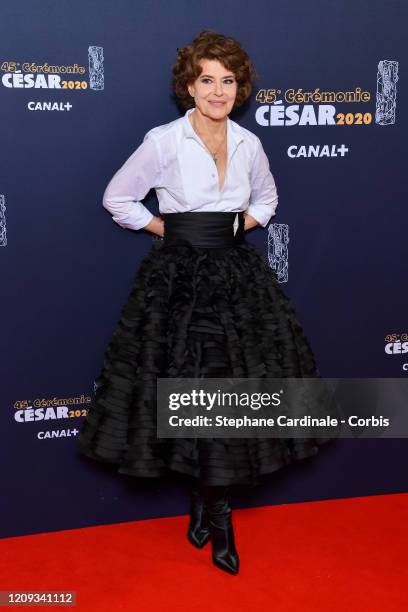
[{"xmin": 102, "ymin": 107, "xmax": 278, "ymax": 230}]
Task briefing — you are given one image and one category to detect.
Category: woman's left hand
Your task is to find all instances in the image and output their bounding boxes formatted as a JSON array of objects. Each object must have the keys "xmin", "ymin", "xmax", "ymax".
[{"xmin": 243, "ymin": 213, "xmax": 259, "ymax": 231}]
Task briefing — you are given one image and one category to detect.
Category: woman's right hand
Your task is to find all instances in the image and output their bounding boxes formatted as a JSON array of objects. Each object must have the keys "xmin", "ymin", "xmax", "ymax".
[{"xmin": 143, "ymin": 215, "xmax": 164, "ymax": 237}]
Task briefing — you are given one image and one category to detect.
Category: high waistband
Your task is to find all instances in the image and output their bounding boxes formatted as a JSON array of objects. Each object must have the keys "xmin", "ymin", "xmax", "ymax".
[{"xmin": 162, "ymin": 211, "xmax": 246, "ymax": 248}]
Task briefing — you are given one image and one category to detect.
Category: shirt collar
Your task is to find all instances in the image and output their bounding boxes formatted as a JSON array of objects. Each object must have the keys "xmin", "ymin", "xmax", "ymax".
[{"xmin": 182, "ymin": 107, "xmax": 244, "ymax": 155}]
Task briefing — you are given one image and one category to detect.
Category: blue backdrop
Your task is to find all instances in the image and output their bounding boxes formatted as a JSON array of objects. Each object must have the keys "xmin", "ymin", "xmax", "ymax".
[{"xmin": 1, "ymin": 0, "xmax": 407, "ymax": 538}]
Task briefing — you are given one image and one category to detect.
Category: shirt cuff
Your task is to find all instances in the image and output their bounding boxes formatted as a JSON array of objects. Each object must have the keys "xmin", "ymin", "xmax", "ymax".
[
  {"xmin": 108, "ymin": 201, "xmax": 154, "ymax": 231},
  {"xmin": 245, "ymin": 204, "xmax": 276, "ymax": 228}
]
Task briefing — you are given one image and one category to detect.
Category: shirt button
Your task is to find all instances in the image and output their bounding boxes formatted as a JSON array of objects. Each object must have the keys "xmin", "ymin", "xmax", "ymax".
[{"xmin": 211, "ymin": 173, "xmax": 215, "ymax": 177}]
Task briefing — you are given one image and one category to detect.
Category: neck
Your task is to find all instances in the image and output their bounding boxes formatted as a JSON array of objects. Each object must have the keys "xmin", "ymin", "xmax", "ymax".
[{"xmin": 190, "ymin": 107, "xmax": 227, "ymax": 138}]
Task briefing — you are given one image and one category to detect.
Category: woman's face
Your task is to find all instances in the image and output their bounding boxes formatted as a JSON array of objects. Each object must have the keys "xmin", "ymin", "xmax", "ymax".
[{"xmin": 187, "ymin": 58, "xmax": 237, "ymax": 120}]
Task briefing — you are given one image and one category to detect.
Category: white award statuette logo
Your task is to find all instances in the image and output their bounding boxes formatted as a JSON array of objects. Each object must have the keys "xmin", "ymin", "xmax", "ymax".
[
  {"xmin": 0, "ymin": 194, "xmax": 6, "ymax": 247},
  {"xmin": 375, "ymin": 60, "xmax": 398, "ymax": 125},
  {"xmin": 268, "ymin": 223, "xmax": 288, "ymax": 283},
  {"xmin": 88, "ymin": 45, "xmax": 104, "ymax": 91}
]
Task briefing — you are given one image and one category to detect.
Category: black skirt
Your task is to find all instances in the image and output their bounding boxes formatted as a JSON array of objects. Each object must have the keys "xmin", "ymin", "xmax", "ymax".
[{"xmin": 76, "ymin": 211, "xmax": 333, "ymax": 486}]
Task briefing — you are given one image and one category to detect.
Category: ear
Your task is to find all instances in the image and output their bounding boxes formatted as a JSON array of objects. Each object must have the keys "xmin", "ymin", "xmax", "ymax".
[{"xmin": 187, "ymin": 83, "xmax": 194, "ymax": 98}]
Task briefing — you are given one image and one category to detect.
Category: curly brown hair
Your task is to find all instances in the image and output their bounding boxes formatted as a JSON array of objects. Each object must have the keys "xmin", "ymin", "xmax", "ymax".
[{"xmin": 172, "ymin": 30, "xmax": 258, "ymax": 111}]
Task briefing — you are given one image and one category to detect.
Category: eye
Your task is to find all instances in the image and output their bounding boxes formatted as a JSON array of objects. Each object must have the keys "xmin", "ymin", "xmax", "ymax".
[{"xmin": 200, "ymin": 77, "xmax": 236, "ymax": 84}]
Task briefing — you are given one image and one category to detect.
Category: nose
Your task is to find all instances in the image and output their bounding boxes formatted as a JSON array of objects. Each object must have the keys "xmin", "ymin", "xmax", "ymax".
[{"xmin": 213, "ymin": 80, "xmax": 224, "ymax": 96}]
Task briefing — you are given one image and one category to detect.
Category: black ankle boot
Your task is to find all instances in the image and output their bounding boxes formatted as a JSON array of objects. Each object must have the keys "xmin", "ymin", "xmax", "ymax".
[
  {"xmin": 187, "ymin": 481, "xmax": 211, "ymax": 549},
  {"xmin": 203, "ymin": 485, "xmax": 240, "ymax": 575}
]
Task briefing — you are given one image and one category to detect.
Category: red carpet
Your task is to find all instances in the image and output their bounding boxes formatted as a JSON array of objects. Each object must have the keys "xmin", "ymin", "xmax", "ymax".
[{"xmin": 1, "ymin": 492, "xmax": 407, "ymax": 611}]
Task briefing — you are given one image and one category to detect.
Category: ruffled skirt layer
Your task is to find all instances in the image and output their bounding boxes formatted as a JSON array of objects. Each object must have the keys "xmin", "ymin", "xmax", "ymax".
[{"xmin": 76, "ymin": 239, "xmax": 332, "ymax": 486}]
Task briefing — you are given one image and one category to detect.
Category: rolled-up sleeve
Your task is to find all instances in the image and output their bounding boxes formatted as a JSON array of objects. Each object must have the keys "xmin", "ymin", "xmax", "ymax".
[
  {"xmin": 246, "ymin": 136, "xmax": 279, "ymax": 228},
  {"xmin": 102, "ymin": 132, "xmax": 161, "ymax": 231}
]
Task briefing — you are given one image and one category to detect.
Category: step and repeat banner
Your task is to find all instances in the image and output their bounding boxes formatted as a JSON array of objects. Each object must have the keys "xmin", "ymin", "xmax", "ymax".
[{"xmin": 1, "ymin": 0, "xmax": 407, "ymax": 538}]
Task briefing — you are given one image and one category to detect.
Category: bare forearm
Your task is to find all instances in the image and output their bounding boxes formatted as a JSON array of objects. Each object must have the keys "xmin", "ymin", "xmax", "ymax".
[
  {"xmin": 244, "ymin": 213, "xmax": 259, "ymax": 231},
  {"xmin": 143, "ymin": 215, "xmax": 164, "ymax": 236}
]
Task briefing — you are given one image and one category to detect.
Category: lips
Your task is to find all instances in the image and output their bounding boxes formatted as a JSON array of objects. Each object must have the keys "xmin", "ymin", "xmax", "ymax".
[{"xmin": 209, "ymin": 101, "xmax": 225, "ymax": 106}]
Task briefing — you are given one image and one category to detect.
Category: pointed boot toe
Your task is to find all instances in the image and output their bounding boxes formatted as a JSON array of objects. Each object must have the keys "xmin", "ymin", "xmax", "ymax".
[
  {"xmin": 212, "ymin": 549, "xmax": 240, "ymax": 574},
  {"xmin": 187, "ymin": 525, "xmax": 211, "ymax": 549}
]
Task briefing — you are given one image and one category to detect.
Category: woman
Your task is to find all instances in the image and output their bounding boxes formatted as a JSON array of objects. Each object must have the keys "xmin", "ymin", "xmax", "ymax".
[{"xmin": 77, "ymin": 30, "xmax": 332, "ymax": 575}]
